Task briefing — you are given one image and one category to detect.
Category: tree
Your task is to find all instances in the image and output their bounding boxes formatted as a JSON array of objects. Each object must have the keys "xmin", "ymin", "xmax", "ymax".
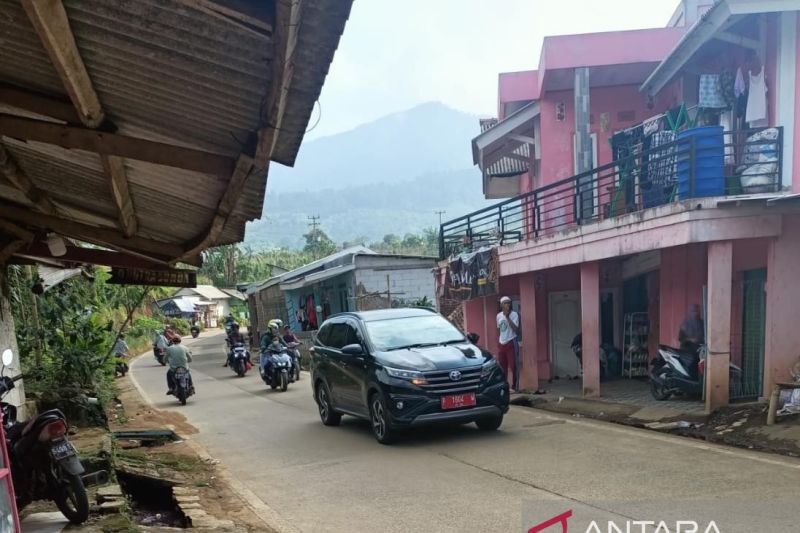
[{"xmin": 303, "ymin": 228, "xmax": 336, "ymax": 259}]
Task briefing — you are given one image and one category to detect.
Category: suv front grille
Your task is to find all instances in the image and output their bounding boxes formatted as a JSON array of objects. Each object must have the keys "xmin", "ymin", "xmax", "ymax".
[{"xmin": 420, "ymin": 365, "xmax": 483, "ymax": 394}]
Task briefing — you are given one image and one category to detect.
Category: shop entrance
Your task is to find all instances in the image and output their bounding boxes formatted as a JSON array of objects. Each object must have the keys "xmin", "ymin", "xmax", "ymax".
[{"xmin": 738, "ymin": 269, "xmax": 766, "ymax": 400}]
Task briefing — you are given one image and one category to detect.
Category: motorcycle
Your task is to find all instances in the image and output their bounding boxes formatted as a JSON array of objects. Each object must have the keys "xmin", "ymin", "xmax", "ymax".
[
  {"xmin": 259, "ymin": 348, "xmax": 292, "ymax": 392},
  {"xmin": 229, "ymin": 343, "xmax": 250, "ymax": 377},
  {"xmin": 0, "ymin": 349, "xmax": 104, "ymax": 525},
  {"xmin": 172, "ymin": 366, "xmax": 195, "ymax": 405},
  {"xmin": 285, "ymin": 341, "xmax": 302, "ymax": 382},
  {"xmin": 650, "ymin": 344, "xmax": 742, "ymax": 401},
  {"xmin": 153, "ymin": 345, "xmax": 166, "ymax": 366},
  {"xmin": 190, "ymin": 325, "xmax": 200, "ymax": 339}
]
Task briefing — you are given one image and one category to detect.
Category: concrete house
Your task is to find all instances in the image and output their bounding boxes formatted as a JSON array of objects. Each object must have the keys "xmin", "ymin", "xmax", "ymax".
[
  {"xmin": 248, "ymin": 247, "xmax": 437, "ymax": 337},
  {"xmin": 439, "ymin": 0, "xmax": 800, "ymax": 412}
]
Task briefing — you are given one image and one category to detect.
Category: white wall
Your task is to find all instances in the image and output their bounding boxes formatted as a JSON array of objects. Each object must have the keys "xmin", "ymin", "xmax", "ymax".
[{"xmin": 354, "ymin": 267, "xmax": 437, "ymax": 308}]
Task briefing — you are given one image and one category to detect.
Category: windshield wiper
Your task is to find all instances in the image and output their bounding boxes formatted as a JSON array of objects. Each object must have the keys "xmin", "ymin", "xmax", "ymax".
[{"xmin": 386, "ymin": 342, "xmax": 439, "ymax": 351}]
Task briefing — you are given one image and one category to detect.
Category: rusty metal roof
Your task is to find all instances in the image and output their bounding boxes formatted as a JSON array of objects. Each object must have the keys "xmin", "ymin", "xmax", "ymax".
[{"xmin": 0, "ymin": 0, "xmax": 352, "ymax": 269}]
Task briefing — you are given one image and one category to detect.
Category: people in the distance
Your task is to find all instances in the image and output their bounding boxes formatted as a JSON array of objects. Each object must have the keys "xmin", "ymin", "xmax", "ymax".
[
  {"xmin": 166, "ymin": 335, "xmax": 193, "ymax": 395},
  {"xmin": 283, "ymin": 325, "xmax": 298, "ymax": 345},
  {"xmin": 496, "ymin": 296, "xmax": 520, "ymax": 391},
  {"xmin": 679, "ymin": 304, "xmax": 705, "ymax": 354},
  {"xmin": 113, "ymin": 333, "xmax": 130, "ymax": 376}
]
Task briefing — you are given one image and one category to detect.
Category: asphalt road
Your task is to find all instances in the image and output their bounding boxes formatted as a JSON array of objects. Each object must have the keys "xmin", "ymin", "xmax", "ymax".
[{"xmin": 132, "ymin": 331, "xmax": 800, "ymax": 533}]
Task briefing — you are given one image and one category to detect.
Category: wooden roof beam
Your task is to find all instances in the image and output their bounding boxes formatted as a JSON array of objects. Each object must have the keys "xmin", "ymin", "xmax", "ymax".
[
  {"xmin": 180, "ymin": 154, "xmax": 255, "ymax": 261},
  {"xmin": 101, "ymin": 155, "xmax": 138, "ymax": 238},
  {"xmin": 0, "ymin": 142, "xmax": 58, "ymax": 215},
  {"xmin": 255, "ymin": 0, "xmax": 302, "ymax": 168},
  {"xmin": 0, "ymin": 84, "xmax": 83, "ymax": 124},
  {"xmin": 0, "ymin": 201, "xmax": 184, "ymax": 265},
  {"xmin": 21, "ymin": 0, "xmax": 105, "ymax": 128},
  {"xmin": 0, "ymin": 115, "xmax": 236, "ymax": 176},
  {"xmin": 16, "ymin": 243, "xmax": 178, "ymax": 270}
]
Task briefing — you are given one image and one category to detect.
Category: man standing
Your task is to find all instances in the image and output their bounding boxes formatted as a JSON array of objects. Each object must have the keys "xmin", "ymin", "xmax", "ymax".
[{"xmin": 496, "ymin": 296, "xmax": 520, "ymax": 391}]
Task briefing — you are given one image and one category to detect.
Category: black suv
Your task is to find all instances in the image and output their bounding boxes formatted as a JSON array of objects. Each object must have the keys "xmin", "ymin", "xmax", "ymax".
[{"xmin": 310, "ymin": 308, "xmax": 509, "ymax": 444}]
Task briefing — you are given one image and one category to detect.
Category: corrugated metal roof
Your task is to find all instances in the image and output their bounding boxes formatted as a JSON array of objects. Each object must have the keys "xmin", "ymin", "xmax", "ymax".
[
  {"xmin": 478, "ymin": 118, "xmax": 530, "ymax": 178},
  {"xmin": 0, "ymin": 0, "xmax": 353, "ymax": 263}
]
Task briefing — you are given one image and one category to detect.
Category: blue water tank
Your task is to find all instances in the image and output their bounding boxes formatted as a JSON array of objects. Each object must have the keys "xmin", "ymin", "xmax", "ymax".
[{"xmin": 677, "ymin": 126, "xmax": 725, "ymax": 199}]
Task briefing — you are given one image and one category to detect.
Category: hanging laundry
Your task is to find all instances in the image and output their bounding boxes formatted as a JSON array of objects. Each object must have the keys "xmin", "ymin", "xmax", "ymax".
[
  {"xmin": 643, "ymin": 115, "xmax": 661, "ymax": 136},
  {"xmin": 698, "ymin": 74, "xmax": 727, "ymax": 109},
  {"xmin": 734, "ymin": 67, "xmax": 746, "ymax": 97},
  {"xmin": 720, "ymin": 70, "xmax": 736, "ymax": 109},
  {"xmin": 746, "ymin": 69, "xmax": 768, "ymax": 127}
]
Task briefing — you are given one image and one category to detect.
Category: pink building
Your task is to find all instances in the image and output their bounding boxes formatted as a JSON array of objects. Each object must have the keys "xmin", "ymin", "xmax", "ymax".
[{"xmin": 440, "ymin": 0, "xmax": 800, "ymax": 412}]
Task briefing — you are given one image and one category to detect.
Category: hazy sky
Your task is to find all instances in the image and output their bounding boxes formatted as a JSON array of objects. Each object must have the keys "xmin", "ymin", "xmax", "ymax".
[{"xmin": 307, "ymin": 0, "xmax": 680, "ymax": 140}]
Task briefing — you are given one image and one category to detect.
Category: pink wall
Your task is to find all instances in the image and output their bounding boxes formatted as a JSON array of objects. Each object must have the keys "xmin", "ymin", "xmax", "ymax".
[
  {"xmin": 795, "ymin": 12, "xmax": 800, "ymax": 193},
  {"xmin": 659, "ymin": 244, "xmax": 708, "ymax": 347},
  {"xmin": 498, "ymin": 70, "xmax": 539, "ymax": 118},
  {"xmin": 537, "ymin": 84, "xmax": 654, "ymax": 188}
]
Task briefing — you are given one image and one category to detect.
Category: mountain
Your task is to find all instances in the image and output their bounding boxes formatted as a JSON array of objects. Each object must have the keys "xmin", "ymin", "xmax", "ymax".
[{"xmin": 245, "ymin": 102, "xmax": 495, "ymax": 248}]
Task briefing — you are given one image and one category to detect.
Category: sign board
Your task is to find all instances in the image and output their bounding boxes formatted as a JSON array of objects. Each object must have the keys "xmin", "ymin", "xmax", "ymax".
[
  {"xmin": 443, "ymin": 248, "xmax": 497, "ymax": 302},
  {"xmin": 107, "ymin": 267, "xmax": 197, "ymax": 288}
]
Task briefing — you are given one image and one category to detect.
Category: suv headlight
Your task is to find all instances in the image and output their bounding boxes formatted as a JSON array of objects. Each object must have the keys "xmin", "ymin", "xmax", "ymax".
[
  {"xmin": 481, "ymin": 358, "xmax": 498, "ymax": 380},
  {"xmin": 384, "ymin": 367, "xmax": 427, "ymax": 386}
]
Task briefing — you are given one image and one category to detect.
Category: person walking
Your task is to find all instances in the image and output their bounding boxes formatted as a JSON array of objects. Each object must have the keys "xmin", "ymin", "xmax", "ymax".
[{"xmin": 496, "ymin": 296, "xmax": 520, "ymax": 391}]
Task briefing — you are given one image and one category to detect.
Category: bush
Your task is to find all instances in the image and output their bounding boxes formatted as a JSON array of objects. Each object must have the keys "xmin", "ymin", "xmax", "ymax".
[{"xmin": 169, "ymin": 318, "xmax": 191, "ymax": 336}]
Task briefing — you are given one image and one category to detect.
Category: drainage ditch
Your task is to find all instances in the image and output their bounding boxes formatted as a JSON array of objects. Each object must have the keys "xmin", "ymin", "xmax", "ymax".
[{"xmin": 116, "ymin": 469, "xmax": 187, "ymax": 528}]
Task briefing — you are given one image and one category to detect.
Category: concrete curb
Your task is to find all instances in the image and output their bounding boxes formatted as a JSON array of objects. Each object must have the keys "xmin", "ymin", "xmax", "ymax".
[{"xmin": 129, "ymin": 354, "xmax": 300, "ymax": 533}]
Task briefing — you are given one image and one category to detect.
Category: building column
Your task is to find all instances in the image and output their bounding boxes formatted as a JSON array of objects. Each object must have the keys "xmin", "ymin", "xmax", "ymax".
[
  {"xmin": 483, "ymin": 295, "xmax": 499, "ymax": 357},
  {"xmin": 518, "ymin": 272, "xmax": 539, "ymax": 390},
  {"xmin": 706, "ymin": 241, "xmax": 733, "ymax": 412},
  {"xmin": 574, "ymin": 67, "xmax": 592, "ymax": 175},
  {"xmin": 765, "ymin": 216, "xmax": 800, "ymax": 393},
  {"xmin": 580, "ymin": 262, "xmax": 600, "ymax": 398}
]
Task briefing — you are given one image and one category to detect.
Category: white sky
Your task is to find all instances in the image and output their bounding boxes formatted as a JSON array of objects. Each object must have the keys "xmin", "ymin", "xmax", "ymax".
[{"xmin": 307, "ymin": 0, "xmax": 681, "ymax": 139}]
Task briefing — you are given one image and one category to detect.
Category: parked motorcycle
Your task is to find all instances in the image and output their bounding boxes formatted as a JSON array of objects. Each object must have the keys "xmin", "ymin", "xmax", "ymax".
[
  {"xmin": 259, "ymin": 348, "xmax": 292, "ymax": 392},
  {"xmin": 650, "ymin": 344, "xmax": 742, "ymax": 400},
  {"xmin": 0, "ymin": 349, "xmax": 103, "ymax": 525},
  {"xmin": 172, "ymin": 366, "xmax": 195, "ymax": 405},
  {"xmin": 229, "ymin": 343, "xmax": 250, "ymax": 377}
]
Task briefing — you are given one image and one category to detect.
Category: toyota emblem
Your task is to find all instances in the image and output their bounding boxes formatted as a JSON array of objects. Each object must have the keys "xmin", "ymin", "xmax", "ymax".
[{"xmin": 449, "ymin": 370, "xmax": 462, "ymax": 381}]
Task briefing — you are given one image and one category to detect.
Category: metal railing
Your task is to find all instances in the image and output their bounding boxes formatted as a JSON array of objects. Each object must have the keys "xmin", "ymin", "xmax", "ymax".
[{"xmin": 440, "ymin": 127, "xmax": 783, "ymax": 259}]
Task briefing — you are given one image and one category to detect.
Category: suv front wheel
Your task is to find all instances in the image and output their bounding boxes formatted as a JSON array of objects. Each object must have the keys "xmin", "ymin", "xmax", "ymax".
[
  {"xmin": 475, "ymin": 415, "xmax": 503, "ymax": 431},
  {"xmin": 316, "ymin": 382, "xmax": 341, "ymax": 426},
  {"xmin": 369, "ymin": 392, "xmax": 397, "ymax": 444}
]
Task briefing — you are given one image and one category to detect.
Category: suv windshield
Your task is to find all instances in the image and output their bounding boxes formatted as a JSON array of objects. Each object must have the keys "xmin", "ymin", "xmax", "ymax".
[{"xmin": 365, "ymin": 315, "xmax": 466, "ymax": 351}]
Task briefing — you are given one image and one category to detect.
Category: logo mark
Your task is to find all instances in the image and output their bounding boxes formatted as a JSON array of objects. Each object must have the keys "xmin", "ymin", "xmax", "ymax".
[
  {"xmin": 529, "ymin": 510, "xmax": 572, "ymax": 533},
  {"xmin": 449, "ymin": 370, "xmax": 462, "ymax": 381}
]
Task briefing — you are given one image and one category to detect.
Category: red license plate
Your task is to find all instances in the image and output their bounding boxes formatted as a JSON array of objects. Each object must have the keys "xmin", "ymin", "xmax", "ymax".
[{"xmin": 441, "ymin": 393, "xmax": 476, "ymax": 410}]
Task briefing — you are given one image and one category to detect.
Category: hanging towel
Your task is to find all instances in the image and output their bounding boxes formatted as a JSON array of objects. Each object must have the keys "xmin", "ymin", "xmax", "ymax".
[
  {"xmin": 698, "ymin": 74, "xmax": 727, "ymax": 109},
  {"xmin": 734, "ymin": 67, "xmax": 746, "ymax": 97},
  {"xmin": 746, "ymin": 69, "xmax": 768, "ymax": 126},
  {"xmin": 643, "ymin": 116, "xmax": 661, "ymax": 136},
  {"xmin": 720, "ymin": 70, "xmax": 736, "ymax": 109}
]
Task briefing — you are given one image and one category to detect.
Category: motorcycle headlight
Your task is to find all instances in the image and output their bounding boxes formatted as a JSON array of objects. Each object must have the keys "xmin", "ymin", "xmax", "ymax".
[
  {"xmin": 481, "ymin": 358, "xmax": 498, "ymax": 380},
  {"xmin": 384, "ymin": 367, "xmax": 427, "ymax": 386}
]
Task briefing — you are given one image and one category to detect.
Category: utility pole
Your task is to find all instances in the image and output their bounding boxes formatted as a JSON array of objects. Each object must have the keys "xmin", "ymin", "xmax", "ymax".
[
  {"xmin": 307, "ymin": 215, "xmax": 321, "ymax": 259},
  {"xmin": 435, "ymin": 210, "xmax": 446, "ymax": 226}
]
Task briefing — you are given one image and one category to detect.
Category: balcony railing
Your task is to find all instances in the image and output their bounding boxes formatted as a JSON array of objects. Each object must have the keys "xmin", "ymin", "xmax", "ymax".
[{"xmin": 440, "ymin": 127, "xmax": 783, "ymax": 259}]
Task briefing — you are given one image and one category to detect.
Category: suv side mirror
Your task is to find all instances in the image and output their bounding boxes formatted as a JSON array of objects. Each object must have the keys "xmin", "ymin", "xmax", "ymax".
[
  {"xmin": 341, "ymin": 344, "xmax": 364, "ymax": 356},
  {"xmin": 466, "ymin": 332, "xmax": 480, "ymax": 344}
]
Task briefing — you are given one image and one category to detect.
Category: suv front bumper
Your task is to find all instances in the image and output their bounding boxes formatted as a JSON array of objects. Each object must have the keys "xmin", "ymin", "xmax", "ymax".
[{"xmin": 385, "ymin": 380, "xmax": 510, "ymax": 428}]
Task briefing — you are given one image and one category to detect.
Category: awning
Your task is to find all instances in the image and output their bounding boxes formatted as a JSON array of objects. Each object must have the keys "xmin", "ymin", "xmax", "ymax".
[
  {"xmin": 472, "ymin": 102, "xmax": 539, "ymax": 176},
  {"xmin": 280, "ymin": 264, "xmax": 356, "ymax": 291},
  {"xmin": 641, "ymin": 0, "xmax": 800, "ymax": 96},
  {"xmin": 478, "ymin": 119, "xmax": 530, "ymax": 177}
]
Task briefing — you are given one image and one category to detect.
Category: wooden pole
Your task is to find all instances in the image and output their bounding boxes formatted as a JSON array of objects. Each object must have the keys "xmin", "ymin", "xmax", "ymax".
[{"xmin": 386, "ymin": 275, "xmax": 391, "ymax": 309}]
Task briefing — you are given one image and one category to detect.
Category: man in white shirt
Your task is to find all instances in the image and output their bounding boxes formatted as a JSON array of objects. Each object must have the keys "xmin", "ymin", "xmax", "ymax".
[{"xmin": 496, "ymin": 296, "xmax": 520, "ymax": 391}]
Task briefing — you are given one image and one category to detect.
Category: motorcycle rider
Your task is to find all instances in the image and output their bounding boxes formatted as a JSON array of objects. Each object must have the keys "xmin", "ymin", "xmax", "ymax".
[
  {"xmin": 112, "ymin": 333, "xmax": 130, "ymax": 376},
  {"xmin": 166, "ymin": 335, "xmax": 193, "ymax": 395},
  {"xmin": 225, "ymin": 323, "xmax": 249, "ymax": 367},
  {"xmin": 153, "ymin": 329, "xmax": 169, "ymax": 362},
  {"xmin": 260, "ymin": 331, "xmax": 284, "ymax": 378}
]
